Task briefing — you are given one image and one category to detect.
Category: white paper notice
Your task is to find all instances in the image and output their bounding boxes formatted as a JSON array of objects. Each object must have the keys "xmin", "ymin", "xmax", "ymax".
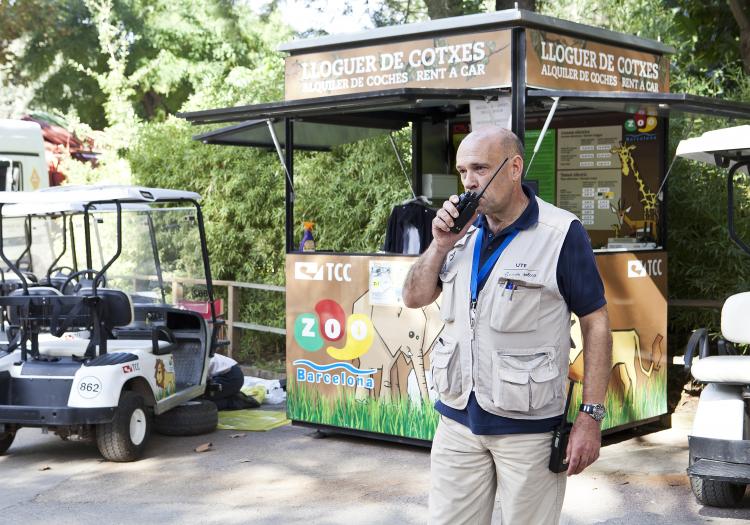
[{"xmin": 470, "ymin": 97, "xmax": 512, "ymax": 130}]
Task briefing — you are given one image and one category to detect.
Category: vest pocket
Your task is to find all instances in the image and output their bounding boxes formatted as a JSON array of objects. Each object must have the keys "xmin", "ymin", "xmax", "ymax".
[
  {"xmin": 430, "ymin": 337, "xmax": 461, "ymax": 395},
  {"xmin": 491, "ymin": 350, "xmax": 560, "ymax": 412},
  {"xmin": 490, "ymin": 280, "xmax": 542, "ymax": 333},
  {"xmin": 439, "ymin": 270, "xmax": 458, "ymax": 322}
]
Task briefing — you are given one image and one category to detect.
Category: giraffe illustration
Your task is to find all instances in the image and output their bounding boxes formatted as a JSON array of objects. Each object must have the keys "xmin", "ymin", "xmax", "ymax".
[{"xmin": 612, "ymin": 143, "xmax": 658, "ymax": 240}]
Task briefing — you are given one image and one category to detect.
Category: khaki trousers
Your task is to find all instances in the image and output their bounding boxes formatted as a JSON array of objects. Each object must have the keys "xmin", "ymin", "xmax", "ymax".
[{"xmin": 429, "ymin": 416, "xmax": 566, "ymax": 525}]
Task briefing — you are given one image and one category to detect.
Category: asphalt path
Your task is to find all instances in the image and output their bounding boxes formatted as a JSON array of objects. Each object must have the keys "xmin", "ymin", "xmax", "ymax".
[{"xmin": 2, "ymin": 398, "xmax": 750, "ymax": 525}]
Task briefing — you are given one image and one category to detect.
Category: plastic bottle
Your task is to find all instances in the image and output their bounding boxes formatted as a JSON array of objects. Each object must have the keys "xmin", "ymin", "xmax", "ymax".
[{"xmin": 299, "ymin": 221, "xmax": 316, "ymax": 252}]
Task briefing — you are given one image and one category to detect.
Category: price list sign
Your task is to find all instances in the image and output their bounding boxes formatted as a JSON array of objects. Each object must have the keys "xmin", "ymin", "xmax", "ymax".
[{"xmin": 557, "ymin": 126, "xmax": 623, "ymax": 230}]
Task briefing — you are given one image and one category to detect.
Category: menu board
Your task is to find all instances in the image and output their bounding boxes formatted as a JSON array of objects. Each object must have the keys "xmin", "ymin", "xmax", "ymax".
[
  {"xmin": 557, "ymin": 170, "xmax": 621, "ymax": 228},
  {"xmin": 557, "ymin": 126, "xmax": 623, "ymax": 230},
  {"xmin": 557, "ymin": 126, "xmax": 621, "ymax": 170}
]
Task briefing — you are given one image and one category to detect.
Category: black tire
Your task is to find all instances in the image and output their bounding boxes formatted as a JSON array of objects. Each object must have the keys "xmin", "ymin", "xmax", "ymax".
[
  {"xmin": 690, "ymin": 476, "xmax": 747, "ymax": 507},
  {"xmin": 0, "ymin": 431, "xmax": 15, "ymax": 455},
  {"xmin": 153, "ymin": 399, "xmax": 218, "ymax": 436},
  {"xmin": 96, "ymin": 391, "xmax": 151, "ymax": 462}
]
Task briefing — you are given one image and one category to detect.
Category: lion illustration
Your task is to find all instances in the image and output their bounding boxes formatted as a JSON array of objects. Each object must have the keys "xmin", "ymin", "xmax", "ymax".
[{"xmin": 154, "ymin": 358, "xmax": 176, "ymax": 398}]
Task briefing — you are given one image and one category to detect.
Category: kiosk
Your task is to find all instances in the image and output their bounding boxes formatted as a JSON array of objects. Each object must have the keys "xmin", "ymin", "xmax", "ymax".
[{"xmin": 181, "ymin": 9, "xmax": 750, "ymax": 444}]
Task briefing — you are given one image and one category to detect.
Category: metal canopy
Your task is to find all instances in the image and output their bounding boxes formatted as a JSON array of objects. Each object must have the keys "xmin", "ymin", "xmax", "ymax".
[
  {"xmin": 178, "ymin": 88, "xmax": 505, "ymax": 126},
  {"xmin": 527, "ymin": 90, "xmax": 750, "ymax": 120},
  {"xmin": 194, "ymin": 119, "xmax": 398, "ymax": 150},
  {"xmin": 182, "ymin": 88, "xmax": 509, "ymax": 150}
]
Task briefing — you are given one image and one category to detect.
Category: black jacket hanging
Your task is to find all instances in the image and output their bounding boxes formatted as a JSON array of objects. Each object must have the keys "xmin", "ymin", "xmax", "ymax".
[{"xmin": 383, "ymin": 201, "xmax": 436, "ymax": 254}]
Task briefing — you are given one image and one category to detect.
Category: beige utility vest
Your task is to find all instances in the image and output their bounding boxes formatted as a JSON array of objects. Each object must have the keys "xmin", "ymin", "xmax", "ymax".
[{"xmin": 433, "ymin": 198, "xmax": 577, "ymax": 419}]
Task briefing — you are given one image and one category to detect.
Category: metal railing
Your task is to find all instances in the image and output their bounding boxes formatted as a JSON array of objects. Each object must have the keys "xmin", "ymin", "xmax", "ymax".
[{"xmin": 127, "ymin": 274, "xmax": 286, "ymax": 359}]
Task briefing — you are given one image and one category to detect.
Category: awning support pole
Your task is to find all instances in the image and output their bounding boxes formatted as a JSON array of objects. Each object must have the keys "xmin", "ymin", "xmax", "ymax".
[
  {"xmin": 656, "ymin": 119, "xmax": 694, "ymax": 202},
  {"xmin": 389, "ymin": 132, "xmax": 416, "ymax": 199},
  {"xmin": 525, "ymin": 96, "xmax": 559, "ymax": 177},
  {"xmin": 266, "ymin": 119, "xmax": 296, "ymax": 200}
]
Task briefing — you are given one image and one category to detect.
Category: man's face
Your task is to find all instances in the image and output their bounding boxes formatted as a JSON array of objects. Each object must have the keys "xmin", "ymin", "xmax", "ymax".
[{"xmin": 455, "ymin": 135, "xmax": 514, "ymax": 215}]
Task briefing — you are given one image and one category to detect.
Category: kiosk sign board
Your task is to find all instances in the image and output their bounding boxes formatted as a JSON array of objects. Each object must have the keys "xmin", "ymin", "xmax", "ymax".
[
  {"xmin": 526, "ymin": 29, "xmax": 670, "ymax": 93},
  {"xmin": 284, "ymin": 30, "xmax": 512, "ymax": 100}
]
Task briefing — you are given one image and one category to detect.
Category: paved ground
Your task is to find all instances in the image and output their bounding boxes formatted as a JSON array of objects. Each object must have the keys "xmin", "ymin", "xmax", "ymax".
[{"xmin": 2, "ymin": 396, "xmax": 750, "ymax": 525}]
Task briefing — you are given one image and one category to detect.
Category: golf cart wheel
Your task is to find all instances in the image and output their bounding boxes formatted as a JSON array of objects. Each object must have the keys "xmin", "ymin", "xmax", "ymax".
[
  {"xmin": 0, "ymin": 431, "xmax": 16, "ymax": 455},
  {"xmin": 690, "ymin": 476, "xmax": 747, "ymax": 507},
  {"xmin": 153, "ymin": 400, "xmax": 218, "ymax": 436},
  {"xmin": 96, "ymin": 391, "xmax": 151, "ymax": 462}
]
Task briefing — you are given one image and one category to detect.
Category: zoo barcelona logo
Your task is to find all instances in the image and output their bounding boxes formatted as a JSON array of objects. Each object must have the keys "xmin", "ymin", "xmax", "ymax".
[
  {"xmin": 624, "ymin": 109, "xmax": 657, "ymax": 142},
  {"xmin": 293, "ymin": 299, "xmax": 376, "ymax": 389}
]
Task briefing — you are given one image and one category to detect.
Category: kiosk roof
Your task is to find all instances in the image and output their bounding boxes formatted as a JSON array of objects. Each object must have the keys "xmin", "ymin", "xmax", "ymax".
[{"xmin": 278, "ymin": 9, "xmax": 674, "ymax": 56}]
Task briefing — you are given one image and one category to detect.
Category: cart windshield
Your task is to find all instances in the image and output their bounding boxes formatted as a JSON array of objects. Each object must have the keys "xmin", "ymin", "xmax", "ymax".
[
  {"xmin": 82, "ymin": 205, "xmax": 207, "ymax": 307},
  {"xmin": 1, "ymin": 202, "xmax": 211, "ymax": 311}
]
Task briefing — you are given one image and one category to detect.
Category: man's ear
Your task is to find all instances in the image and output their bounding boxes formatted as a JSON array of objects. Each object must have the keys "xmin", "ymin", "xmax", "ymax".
[{"xmin": 511, "ymin": 155, "xmax": 524, "ymax": 182}]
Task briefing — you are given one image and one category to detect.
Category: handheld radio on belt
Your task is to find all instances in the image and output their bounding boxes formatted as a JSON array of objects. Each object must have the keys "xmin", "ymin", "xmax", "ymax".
[
  {"xmin": 549, "ymin": 381, "xmax": 574, "ymax": 473},
  {"xmin": 449, "ymin": 157, "xmax": 509, "ymax": 234}
]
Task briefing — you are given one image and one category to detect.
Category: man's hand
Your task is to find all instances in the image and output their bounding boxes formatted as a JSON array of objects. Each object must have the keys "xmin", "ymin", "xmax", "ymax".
[
  {"xmin": 565, "ymin": 413, "xmax": 601, "ymax": 476},
  {"xmin": 432, "ymin": 195, "xmax": 477, "ymax": 251}
]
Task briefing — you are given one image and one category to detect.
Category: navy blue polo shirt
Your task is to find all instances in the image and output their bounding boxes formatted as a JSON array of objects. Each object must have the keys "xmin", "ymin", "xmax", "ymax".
[{"xmin": 435, "ymin": 184, "xmax": 606, "ymax": 435}]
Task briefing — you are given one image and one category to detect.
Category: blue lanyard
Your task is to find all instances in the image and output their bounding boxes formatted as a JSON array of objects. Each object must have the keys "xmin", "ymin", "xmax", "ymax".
[{"xmin": 470, "ymin": 226, "xmax": 519, "ymax": 306}]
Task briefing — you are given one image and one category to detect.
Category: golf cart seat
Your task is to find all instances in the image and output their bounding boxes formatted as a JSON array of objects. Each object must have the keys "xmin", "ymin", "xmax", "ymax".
[
  {"xmin": 37, "ymin": 337, "xmax": 173, "ymax": 358},
  {"xmin": 685, "ymin": 293, "xmax": 750, "ymax": 385},
  {"xmin": 1, "ymin": 273, "xmax": 40, "ymax": 295},
  {"xmin": 36, "ymin": 289, "xmax": 176, "ymax": 358},
  {"xmin": 8, "ymin": 285, "xmax": 62, "ymax": 297}
]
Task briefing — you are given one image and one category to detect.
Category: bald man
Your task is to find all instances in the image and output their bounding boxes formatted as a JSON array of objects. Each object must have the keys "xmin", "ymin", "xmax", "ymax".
[{"xmin": 403, "ymin": 127, "xmax": 612, "ymax": 525}]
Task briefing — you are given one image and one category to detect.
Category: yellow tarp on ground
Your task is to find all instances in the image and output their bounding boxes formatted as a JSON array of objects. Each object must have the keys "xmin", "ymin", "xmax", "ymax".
[{"xmin": 217, "ymin": 409, "xmax": 290, "ymax": 431}]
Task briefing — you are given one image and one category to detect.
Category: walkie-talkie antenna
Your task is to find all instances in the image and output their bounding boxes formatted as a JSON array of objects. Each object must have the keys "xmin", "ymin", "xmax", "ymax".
[{"xmin": 475, "ymin": 157, "xmax": 509, "ymax": 199}]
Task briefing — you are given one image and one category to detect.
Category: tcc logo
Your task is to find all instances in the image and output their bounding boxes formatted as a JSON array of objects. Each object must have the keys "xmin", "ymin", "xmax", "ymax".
[
  {"xmin": 294, "ymin": 262, "xmax": 352, "ymax": 282},
  {"xmin": 627, "ymin": 258, "xmax": 663, "ymax": 278}
]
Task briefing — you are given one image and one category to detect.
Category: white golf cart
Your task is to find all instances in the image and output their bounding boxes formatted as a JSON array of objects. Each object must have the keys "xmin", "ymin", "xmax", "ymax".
[
  {"xmin": 0, "ymin": 186, "xmax": 225, "ymax": 461},
  {"xmin": 679, "ymin": 126, "xmax": 750, "ymax": 507}
]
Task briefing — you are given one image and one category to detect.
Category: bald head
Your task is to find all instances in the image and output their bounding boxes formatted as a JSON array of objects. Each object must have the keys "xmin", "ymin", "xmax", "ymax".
[{"xmin": 459, "ymin": 126, "xmax": 524, "ymax": 160}]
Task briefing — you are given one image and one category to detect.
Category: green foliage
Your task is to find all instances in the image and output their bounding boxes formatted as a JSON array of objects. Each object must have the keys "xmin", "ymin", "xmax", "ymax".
[
  {"xmin": 0, "ymin": 0, "xmax": 291, "ymax": 126},
  {"xmin": 294, "ymin": 129, "xmax": 413, "ymax": 253},
  {"xmin": 128, "ymin": 116, "xmax": 287, "ymax": 284}
]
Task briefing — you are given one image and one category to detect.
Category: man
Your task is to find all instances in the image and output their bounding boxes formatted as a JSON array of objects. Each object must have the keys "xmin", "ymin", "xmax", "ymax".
[
  {"xmin": 402, "ymin": 126, "xmax": 612, "ymax": 525},
  {"xmin": 204, "ymin": 353, "xmax": 260, "ymax": 410}
]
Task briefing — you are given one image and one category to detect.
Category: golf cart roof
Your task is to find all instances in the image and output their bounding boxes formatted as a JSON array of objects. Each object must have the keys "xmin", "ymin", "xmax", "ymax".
[
  {"xmin": 0, "ymin": 185, "xmax": 201, "ymax": 217},
  {"xmin": 676, "ymin": 125, "xmax": 750, "ymax": 167}
]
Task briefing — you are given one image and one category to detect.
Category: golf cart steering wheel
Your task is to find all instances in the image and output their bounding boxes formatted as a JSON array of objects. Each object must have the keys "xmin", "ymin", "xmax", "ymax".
[
  {"xmin": 48, "ymin": 265, "xmax": 76, "ymax": 277},
  {"xmin": 62, "ymin": 269, "xmax": 107, "ymax": 293}
]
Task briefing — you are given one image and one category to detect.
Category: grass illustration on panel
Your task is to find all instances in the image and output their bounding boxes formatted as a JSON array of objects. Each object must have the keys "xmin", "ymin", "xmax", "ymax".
[
  {"xmin": 565, "ymin": 369, "xmax": 667, "ymax": 430},
  {"xmin": 288, "ymin": 381, "xmax": 440, "ymax": 440}
]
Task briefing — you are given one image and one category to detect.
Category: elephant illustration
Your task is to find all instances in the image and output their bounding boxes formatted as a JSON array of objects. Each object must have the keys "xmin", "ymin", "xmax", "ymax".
[{"xmin": 352, "ymin": 291, "xmax": 443, "ymax": 403}]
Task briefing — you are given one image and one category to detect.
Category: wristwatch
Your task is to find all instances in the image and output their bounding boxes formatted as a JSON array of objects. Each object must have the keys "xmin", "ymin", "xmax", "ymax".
[{"xmin": 580, "ymin": 403, "xmax": 606, "ymax": 422}]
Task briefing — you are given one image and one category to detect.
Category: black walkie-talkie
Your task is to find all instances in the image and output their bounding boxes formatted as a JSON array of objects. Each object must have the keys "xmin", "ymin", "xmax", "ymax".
[
  {"xmin": 449, "ymin": 157, "xmax": 509, "ymax": 234},
  {"xmin": 549, "ymin": 381, "xmax": 575, "ymax": 473}
]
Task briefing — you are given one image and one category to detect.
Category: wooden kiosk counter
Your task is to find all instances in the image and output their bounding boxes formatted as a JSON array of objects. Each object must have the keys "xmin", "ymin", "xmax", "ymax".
[{"xmin": 181, "ymin": 9, "xmax": 750, "ymax": 443}]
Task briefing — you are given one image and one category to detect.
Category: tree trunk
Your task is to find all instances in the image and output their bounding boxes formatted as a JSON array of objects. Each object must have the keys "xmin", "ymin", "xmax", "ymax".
[
  {"xmin": 424, "ymin": 0, "xmax": 464, "ymax": 19},
  {"xmin": 495, "ymin": 0, "xmax": 537, "ymax": 11},
  {"xmin": 728, "ymin": 0, "xmax": 750, "ymax": 74}
]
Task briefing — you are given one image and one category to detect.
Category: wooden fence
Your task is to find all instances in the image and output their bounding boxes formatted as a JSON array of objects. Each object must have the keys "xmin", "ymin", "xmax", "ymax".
[{"xmin": 130, "ymin": 275, "xmax": 286, "ymax": 359}]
